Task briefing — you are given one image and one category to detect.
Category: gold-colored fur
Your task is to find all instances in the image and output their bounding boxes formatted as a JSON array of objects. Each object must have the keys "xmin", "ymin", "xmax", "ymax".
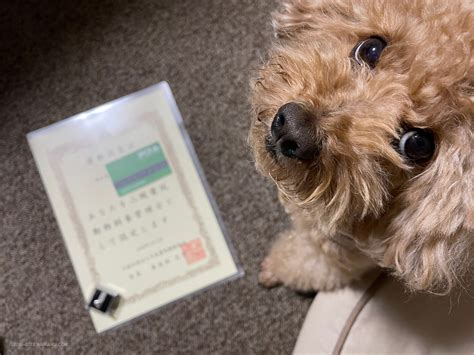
[{"xmin": 249, "ymin": 0, "xmax": 473, "ymax": 293}]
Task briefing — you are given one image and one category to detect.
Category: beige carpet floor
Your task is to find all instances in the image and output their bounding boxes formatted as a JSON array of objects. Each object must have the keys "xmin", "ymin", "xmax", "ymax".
[{"xmin": 0, "ymin": 1, "xmax": 313, "ymax": 353}]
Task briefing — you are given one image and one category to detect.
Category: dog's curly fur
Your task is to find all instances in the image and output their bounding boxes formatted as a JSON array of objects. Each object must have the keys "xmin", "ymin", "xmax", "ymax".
[{"xmin": 249, "ymin": 0, "xmax": 473, "ymax": 293}]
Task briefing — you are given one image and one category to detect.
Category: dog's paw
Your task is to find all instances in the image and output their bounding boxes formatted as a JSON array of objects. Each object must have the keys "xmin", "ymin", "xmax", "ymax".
[{"xmin": 258, "ymin": 257, "xmax": 281, "ymax": 288}]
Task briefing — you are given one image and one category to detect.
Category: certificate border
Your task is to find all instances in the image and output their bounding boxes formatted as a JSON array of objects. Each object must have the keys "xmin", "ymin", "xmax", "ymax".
[{"xmin": 46, "ymin": 105, "xmax": 219, "ymax": 305}]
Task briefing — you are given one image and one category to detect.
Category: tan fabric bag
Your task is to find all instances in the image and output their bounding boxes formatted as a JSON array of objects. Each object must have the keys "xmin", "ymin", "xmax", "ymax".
[{"xmin": 294, "ymin": 271, "xmax": 474, "ymax": 354}]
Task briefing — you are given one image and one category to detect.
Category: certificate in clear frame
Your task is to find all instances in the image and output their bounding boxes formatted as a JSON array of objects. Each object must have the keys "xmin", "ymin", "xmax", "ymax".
[{"xmin": 27, "ymin": 82, "xmax": 243, "ymax": 333}]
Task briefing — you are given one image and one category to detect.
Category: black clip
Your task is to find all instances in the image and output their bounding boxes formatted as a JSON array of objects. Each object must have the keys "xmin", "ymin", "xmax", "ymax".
[{"xmin": 87, "ymin": 287, "xmax": 120, "ymax": 315}]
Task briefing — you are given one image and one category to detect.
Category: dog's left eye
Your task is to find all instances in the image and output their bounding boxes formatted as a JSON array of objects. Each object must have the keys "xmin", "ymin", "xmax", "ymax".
[
  {"xmin": 399, "ymin": 130, "xmax": 436, "ymax": 163},
  {"xmin": 352, "ymin": 36, "xmax": 387, "ymax": 68}
]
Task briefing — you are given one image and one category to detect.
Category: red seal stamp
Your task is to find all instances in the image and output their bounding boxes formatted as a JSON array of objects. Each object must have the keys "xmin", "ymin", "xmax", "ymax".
[{"xmin": 181, "ymin": 238, "xmax": 206, "ymax": 265}]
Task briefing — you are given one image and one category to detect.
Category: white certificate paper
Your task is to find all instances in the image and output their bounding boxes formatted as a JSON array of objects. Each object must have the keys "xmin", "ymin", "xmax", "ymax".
[{"xmin": 27, "ymin": 82, "xmax": 243, "ymax": 332}]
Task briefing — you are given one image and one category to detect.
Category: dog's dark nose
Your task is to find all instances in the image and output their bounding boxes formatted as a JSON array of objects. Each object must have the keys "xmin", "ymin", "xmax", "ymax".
[{"xmin": 270, "ymin": 102, "xmax": 319, "ymax": 160}]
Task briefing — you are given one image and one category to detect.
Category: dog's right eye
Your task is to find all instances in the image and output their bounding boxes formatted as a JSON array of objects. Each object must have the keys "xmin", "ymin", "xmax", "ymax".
[{"xmin": 352, "ymin": 36, "xmax": 387, "ymax": 69}]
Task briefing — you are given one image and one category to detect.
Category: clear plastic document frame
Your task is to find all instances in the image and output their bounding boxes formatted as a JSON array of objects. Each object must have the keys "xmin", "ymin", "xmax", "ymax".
[{"xmin": 27, "ymin": 82, "xmax": 243, "ymax": 333}]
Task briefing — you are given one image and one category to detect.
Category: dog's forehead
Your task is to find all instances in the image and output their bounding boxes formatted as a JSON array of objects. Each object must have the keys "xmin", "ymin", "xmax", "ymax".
[
  {"xmin": 274, "ymin": 0, "xmax": 469, "ymax": 43},
  {"xmin": 273, "ymin": 0, "xmax": 383, "ymax": 37}
]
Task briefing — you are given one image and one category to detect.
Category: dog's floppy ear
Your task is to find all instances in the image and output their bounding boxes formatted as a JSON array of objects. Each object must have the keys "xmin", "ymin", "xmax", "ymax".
[
  {"xmin": 272, "ymin": 0, "xmax": 324, "ymax": 38},
  {"xmin": 383, "ymin": 126, "xmax": 473, "ymax": 292}
]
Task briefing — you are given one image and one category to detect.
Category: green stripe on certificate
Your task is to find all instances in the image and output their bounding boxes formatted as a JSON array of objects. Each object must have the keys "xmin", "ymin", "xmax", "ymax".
[{"xmin": 106, "ymin": 142, "xmax": 172, "ymax": 196}]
